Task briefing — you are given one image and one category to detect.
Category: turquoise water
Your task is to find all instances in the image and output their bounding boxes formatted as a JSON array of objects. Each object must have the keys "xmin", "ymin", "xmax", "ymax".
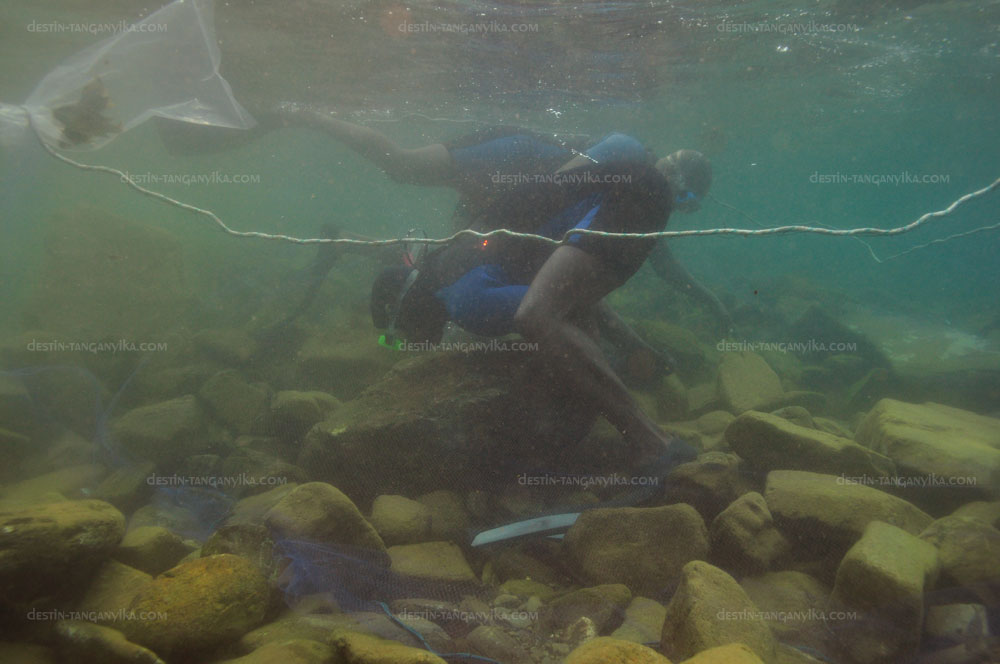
[{"xmin": 1, "ymin": 1, "xmax": 999, "ymax": 662}]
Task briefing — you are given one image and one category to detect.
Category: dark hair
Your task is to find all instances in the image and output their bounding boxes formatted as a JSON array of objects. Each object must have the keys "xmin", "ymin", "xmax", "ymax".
[
  {"xmin": 672, "ymin": 149, "xmax": 713, "ymax": 197},
  {"xmin": 370, "ymin": 265, "xmax": 449, "ymax": 344}
]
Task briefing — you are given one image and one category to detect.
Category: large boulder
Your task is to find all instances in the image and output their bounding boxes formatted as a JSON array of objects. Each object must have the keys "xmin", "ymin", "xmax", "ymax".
[
  {"xmin": 330, "ymin": 630, "xmax": 447, "ymax": 664},
  {"xmin": 77, "ymin": 560, "xmax": 153, "ymax": 617},
  {"xmin": 855, "ymin": 399, "xmax": 1000, "ymax": 511},
  {"xmin": 541, "ymin": 584, "xmax": 632, "ymax": 634},
  {"xmin": 610, "ymin": 596, "xmax": 667, "ymax": 645},
  {"xmin": 269, "ymin": 390, "xmax": 339, "ymax": 441},
  {"xmin": 415, "ymin": 490, "xmax": 470, "ymax": 543},
  {"xmin": 919, "ymin": 515, "xmax": 1000, "ymax": 606},
  {"xmin": 829, "ymin": 520, "xmax": 940, "ymax": 664},
  {"xmin": 214, "ymin": 638, "xmax": 333, "ymax": 664},
  {"xmin": 678, "ymin": 644, "xmax": 764, "ymax": 663},
  {"xmin": 662, "ymin": 452, "xmax": 757, "ymax": 522},
  {"xmin": 563, "ymin": 504, "xmax": 709, "ymax": 597},
  {"xmin": 764, "ymin": 470, "xmax": 933, "ymax": 558},
  {"xmin": 564, "ymin": 636, "xmax": 672, "ymax": 664},
  {"xmin": 121, "ymin": 554, "xmax": 270, "ymax": 659},
  {"xmin": 263, "ymin": 482, "xmax": 386, "ymax": 555},
  {"xmin": 717, "ymin": 352, "xmax": 784, "ymax": 414},
  {"xmin": 709, "ymin": 491, "xmax": 791, "ymax": 575},
  {"xmin": 298, "ymin": 353, "xmax": 597, "ymax": 505},
  {"xmin": 660, "ymin": 561, "xmax": 776, "ymax": 662},
  {"xmin": 739, "ymin": 571, "xmax": 832, "ymax": 657},
  {"xmin": 113, "ymin": 526, "xmax": 196, "ymax": 576},
  {"xmin": 54, "ymin": 620, "xmax": 165, "ymax": 664},
  {"xmin": 0, "ymin": 499, "xmax": 124, "ymax": 607},
  {"xmin": 370, "ymin": 495, "xmax": 433, "ymax": 546},
  {"xmin": 725, "ymin": 410, "xmax": 895, "ymax": 478},
  {"xmin": 198, "ymin": 370, "xmax": 272, "ymax": 435},
  {"xmin": 110, "ymin": 395, "xmax": 206, "ymax": 467},
  {"xmin": 0, "ymin": 463, "xmax": 107, "ymax": 504},
  {"xmin": 386, "ymin": 541, "xmax": 477, "ymax": 585}
]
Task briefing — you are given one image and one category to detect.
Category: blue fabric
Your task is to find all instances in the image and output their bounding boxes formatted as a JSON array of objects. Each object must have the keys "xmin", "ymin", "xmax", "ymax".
[
  {"xmin": 584, "ymin": 132, "xmax": 649, "ymax": 164},
  {"xmin": 536, "ymin": 193, "xmax": 603, "ymax": 243},
  {"xmin": 450, "ymin": 134, "xmax": 571, "ymax": 182},
  {"xmin": 434, "ymin": 265, "xmax": 529, "ymax": 337},
  {"xmin": 434, "ymin": 199, "xmax": 604, "ymax": 336}
]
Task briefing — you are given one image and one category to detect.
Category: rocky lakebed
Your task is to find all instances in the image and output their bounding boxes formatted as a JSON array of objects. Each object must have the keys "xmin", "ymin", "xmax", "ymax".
[{"xmin": 1, "ymin": 209, "xmax": 998, "ymax": 664}]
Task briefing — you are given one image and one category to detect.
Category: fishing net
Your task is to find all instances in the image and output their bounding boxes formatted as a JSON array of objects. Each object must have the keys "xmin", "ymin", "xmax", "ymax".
[{"xmin": 0, "ymin": 0, "xmax": 253, "ymax": 152}]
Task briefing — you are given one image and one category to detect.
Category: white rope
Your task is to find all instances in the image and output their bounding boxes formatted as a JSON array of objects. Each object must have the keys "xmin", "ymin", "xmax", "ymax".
[{"xmin": 28, "ymin": 109, "xmax": 999, "ymax": 251}]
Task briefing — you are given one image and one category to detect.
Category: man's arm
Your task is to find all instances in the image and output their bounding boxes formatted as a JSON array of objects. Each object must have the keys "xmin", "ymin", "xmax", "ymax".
[
  {"xmin": 278, "ymin": 107, "xmax": 454, "ymax": 186},
  {"xmin": 648, "ymin": 242, "xmax": 733, "ymax": 334}
]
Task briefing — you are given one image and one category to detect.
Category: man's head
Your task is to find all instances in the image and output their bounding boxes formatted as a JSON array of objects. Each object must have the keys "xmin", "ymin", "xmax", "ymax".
[
  {"xmin": 370, "ymin": 265, "xmax": 448, "ymax": 344},
  {"xmin": 655, "ymin": 149, "xmax": 712, "ymax": 213}
]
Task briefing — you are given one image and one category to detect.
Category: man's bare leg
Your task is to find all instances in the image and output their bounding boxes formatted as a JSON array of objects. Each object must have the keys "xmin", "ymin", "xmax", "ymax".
[{"xmin": 514, "ymin": 246, "xmax": 694, "ymax": 464}]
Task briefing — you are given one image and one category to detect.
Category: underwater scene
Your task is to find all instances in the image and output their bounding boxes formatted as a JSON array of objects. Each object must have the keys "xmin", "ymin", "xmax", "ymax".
[{"xmin": 1, "ymin": 0, "xmax": 999, "ymax": 662}]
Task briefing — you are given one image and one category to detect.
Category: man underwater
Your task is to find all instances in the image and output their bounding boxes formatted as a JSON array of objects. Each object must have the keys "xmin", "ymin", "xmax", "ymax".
[
  {"xmin": 159, "ymin": 109, "xmax": 716, "ymax": 468},
  {"xmin": 269, "ymin": 109, "xmax": 713, "ymax": 468}
]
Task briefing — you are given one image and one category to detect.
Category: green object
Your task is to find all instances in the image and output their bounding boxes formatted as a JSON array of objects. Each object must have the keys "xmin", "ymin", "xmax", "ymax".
[{"xmin": 378, "ymin": 334, "xmax": 404, "ymax": 351}]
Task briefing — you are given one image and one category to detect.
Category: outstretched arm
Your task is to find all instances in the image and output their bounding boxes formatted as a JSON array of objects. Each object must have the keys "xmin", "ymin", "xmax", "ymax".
[
  {"xmin": 648, "ymin": 242, "xmax": 733, "ymax": 334},
  {"xmin": 278, "ymin": 107, "xmax": 455, "ymax": 186}
]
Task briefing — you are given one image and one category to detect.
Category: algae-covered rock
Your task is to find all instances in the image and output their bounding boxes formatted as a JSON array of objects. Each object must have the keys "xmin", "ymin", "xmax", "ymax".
[
  {"xmin": 0, "ymin": 642, "xmax": 57, "ymax": 664},
  {"xmin": 298, "ymin": 352, "xmax": 597, "ymax": 504},
  {"xmin": 92, "ymin": 462, "xmax": 156, "ymax": 515},
  {"xmin": 201, "ymin": 524, "xmax": 276, "ymax": 577},
  {"xmin": 739, "ymin": 571, "xmax": 832, "ymax": 656},
  {"xmin": 829, "ymin": 520, "xmax": 939, "ymax": 664},
  {"xmin": 541, "ymin": 584, "xmax": 632, "ymax": 634},
  {"xmin": 949, "ymin": 500, "xmax": 1000, "ymax": 529},
  {"xmin": 661, "ymin": 452, "xmax": 757, "ymax": 522},
  {"xmin": 0, "ymin": 463, "xmax": 106, "ymax": 503},
  {"xmin": 764, "ymin": 470, "xmax": 933, "ymax": 556},
  {"xmin": 660, "ymin": 560, "xmax": 776, "ymax": 662},
  {"xmin": 462, "ymin": 625, "xmax": 531, "ymax": 663},
  {"xmin": 0, "ymin": 499, "xmax": 125, "ymax": 605},
  {"xmin": 855, "ymin": 399, "xmax": 1000, "ymax": 510},
  {"xmin": 387, "ymin": 541, "xmax": 477, "ymax": 584},
  {"xmin": 220, "ymin": 449, "xmax": 308, "ymax": 497},
  {"xmin": 563, "ymin": 504, "xmax": 709, "ymax": 597},
  {"xmin": 919, "ymin": 515, "xmax": 1000, "ymax": 606},
  {"xmin": 564, "ymin": 636, "xmax": 672, "ymax": 663},
  {"xmin": 678, "ymin": 643, "xmax": 764, "ymax": 663},
  {"xmin": 726, "ymin": 410, "xmax": 895, "ymax": 479},
  {"xmin": 924, "ymin": 603, "xmax": 990, "ymax": 647},
  {"xmin": 717, "ymin": 352, "xmax": 784, "ymax": 414},
  {"xmin": 709, "ymin": 491, "xmax": 790, "ymax": 575},
  {"xmin": 225, "ymin": 483, "xmax": 298, "ymax": 527},
  {"xmin": 330, "ymin": 630, "xmax": 447, "ymax": 664},
  {"xmin": 415, "ymin": 490, "xmax": 470, "ymax": 543},
  {"xmin": 110, "ymin": 395, "xmax": 206, "ymax": 466},
  {"xmin": 371, "ymin": 495, "xmax": 433, "ymax": 546},
  {"xmin": 770, "ymin": 405, "xmax": 815, "ymax": 429},
  {"xmin": 199, "ymin": 370, "xmax": 272, "ymax": 436},
  {"xmin": 55, "ymin": 619, "xmax": 165, "ymax": 664},
  {"xmin": 215, "ymin": 638, "xmax": 333, "ymax": 664},
  {"xmin": 77, "ymin": 559, "xmax": 153, "ymax": 618},
  {"xmin": 121, "ymin": 554, "xmax": 270, "ymax": 658},
  {"xmin": 269, "ymin": 390, "xmax": 340, "ymax": 441},
  {"xmin": 263, "ymin": 482, "xmax": 385, "ymax": 554},
  {"xmin": 609, "ymin": 596, "xmax": 667, "ymax": 645},
  {"xmin": 114, "ymin": 526, "xmax": 196, "ymax": 576}
]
